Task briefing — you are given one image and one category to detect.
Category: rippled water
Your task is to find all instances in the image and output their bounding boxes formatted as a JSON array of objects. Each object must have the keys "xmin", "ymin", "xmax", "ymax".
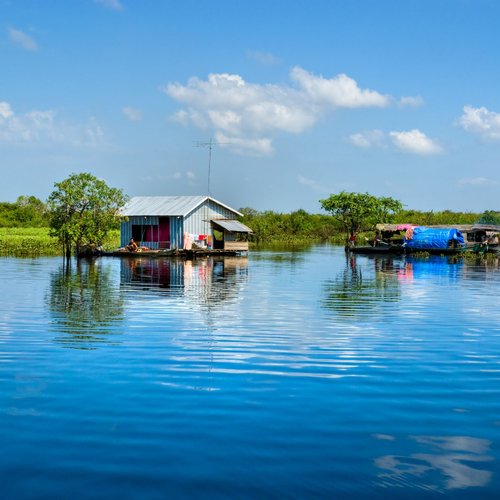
[{"xmin": 1, "ymin": 246, "xmax": 500, "ymax": 498}]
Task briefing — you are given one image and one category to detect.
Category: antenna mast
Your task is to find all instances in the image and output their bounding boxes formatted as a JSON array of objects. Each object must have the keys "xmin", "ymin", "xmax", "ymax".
[{"xmin": 195, "ymin": 138, "xmax": 229, "ymax": 197}]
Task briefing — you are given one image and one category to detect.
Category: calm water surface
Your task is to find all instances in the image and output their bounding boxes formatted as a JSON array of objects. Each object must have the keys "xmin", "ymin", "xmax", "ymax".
[{"xmin": 1, "ymin": 245, "xmax": 500, "ymax": 498}]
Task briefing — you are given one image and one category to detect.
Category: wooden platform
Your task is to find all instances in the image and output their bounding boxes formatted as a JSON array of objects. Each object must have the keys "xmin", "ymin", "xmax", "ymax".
[{"xmin": 102, "ymin": 248, "xmax": 247, "ymax": 259}]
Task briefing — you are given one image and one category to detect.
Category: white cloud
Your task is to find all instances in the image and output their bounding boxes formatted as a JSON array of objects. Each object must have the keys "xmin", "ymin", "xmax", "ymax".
[
  {"xmin": 165, "ymin": 67, "xmax": 398, "ymax": 155},
  {"xmin": 0, "ymin": 101, "xmax": 104, "ymax": 147},
  {"xmin": 297, "ymin": 175, "xmax": 328, "ymax": 193},
  {"xmin": 389, "ymin": 129, "xmax": 443, "ymax": 155},
  {"xmin": 458, "ymin": 177, "xmax": 498, "ymax": 186},
  {"xmin": 349, "ymin": 129, "xmax": 385, "ymax": 148},
  {"xmin": 95, "ymin": 0, "xmax": 123, "ymax": 11},
  {"xmin": 290, "ymin": 67, "xmax": 391, "ymax": 108},
  {"xmin": 399, "ymin": 95, "xmax": 424, "ymax": 107},
  {"xmin": 0, "ymin": 101, "xmax": 14, "ymax": 119},
  {"xmin": 8, "ymin": 28, "xmax": 38, "ymax": 52},
  {"xmin": 215, "ymin": 132, "xmax": 273, "ymax": 156},
  {"xmin": 122, "ymin": 106, "xmax": 143, "ymax": 122},
  {"xmin": 349, "ymin": 128, "xmax": 443, "ymax": 155},
  {"xmin": 168, "ymin": 171, "xmax": 197, "ymax": 184},
  {"xmin": 246, "ymin": 50, "xmax": 280, "ymax": 65},
  {"xmin": 458, "ymin": 105, "xmax": 500, "ymax": 141}
]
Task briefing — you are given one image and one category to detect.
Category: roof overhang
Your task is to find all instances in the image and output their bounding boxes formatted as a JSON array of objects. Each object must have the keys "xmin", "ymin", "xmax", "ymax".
[{"xmin": 212, "ymin": 219, "xmax": 253, "ymax": 233}]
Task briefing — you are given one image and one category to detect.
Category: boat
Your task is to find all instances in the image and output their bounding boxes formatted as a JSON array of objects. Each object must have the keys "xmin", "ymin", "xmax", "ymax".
[{"xmin": 349, "ymin": 226, "xmax": 466, "ymax": 256}]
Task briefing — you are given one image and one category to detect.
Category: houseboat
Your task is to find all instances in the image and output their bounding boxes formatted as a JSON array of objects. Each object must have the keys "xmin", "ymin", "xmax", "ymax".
[
  {"xmin": 114, "ymin": 195, "xmax": 253, "ymax": 257},
  {"xmin": 350, "ymin": 224, "xmax": 500, "ymax": 256}
]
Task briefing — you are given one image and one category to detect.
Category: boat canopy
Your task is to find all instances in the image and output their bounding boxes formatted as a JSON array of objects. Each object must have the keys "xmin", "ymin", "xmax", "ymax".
[{"xmin": 404, "ymin": 227, "xmax": 464, "ymax": 249}]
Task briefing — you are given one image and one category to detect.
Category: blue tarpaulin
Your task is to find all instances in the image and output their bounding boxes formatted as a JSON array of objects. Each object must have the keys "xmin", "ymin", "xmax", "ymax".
[{"xmin": 404, "ymin": 227, "xmax": 465, "ymax": 249}]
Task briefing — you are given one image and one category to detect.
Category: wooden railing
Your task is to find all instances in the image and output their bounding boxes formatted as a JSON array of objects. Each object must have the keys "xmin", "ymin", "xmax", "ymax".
[{"xmin": 224, "ymin": 241, "xmax": 249, "ymax": 251}]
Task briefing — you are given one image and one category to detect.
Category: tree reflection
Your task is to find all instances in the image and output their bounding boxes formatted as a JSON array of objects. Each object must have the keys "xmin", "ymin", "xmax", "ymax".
[
  {"xmin": 48, "ymin": 259, "xmax": 124, "ymax": 349},
  {"xmin": 322, "ymin": 254, "xmax": 401, "ymax": 318}
]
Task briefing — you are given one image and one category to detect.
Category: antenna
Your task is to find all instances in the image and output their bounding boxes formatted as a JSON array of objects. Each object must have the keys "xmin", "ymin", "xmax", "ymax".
[{"xmin": 194, "ymin": 138, "xmax": 229, "ymax": 196}]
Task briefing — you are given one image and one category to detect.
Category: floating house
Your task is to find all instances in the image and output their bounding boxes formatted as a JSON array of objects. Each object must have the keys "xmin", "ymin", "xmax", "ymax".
[{"xmin": 120, "ymin": 196, "xmax": 253, "ymax": 252}]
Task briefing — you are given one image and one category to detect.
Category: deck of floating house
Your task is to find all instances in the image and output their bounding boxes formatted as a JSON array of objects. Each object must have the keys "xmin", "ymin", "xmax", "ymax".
[{"xmin": 119, "ymin": 195, "xmax": 253, "ymax": 257}]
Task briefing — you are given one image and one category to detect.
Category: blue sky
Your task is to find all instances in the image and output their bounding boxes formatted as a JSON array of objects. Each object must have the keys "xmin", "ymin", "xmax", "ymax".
[{"xmin": 2, "ymin": 0, "xmax": 500, "ymax": 213}]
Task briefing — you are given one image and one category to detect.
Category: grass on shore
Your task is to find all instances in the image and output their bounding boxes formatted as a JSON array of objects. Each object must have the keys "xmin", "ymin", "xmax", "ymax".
[{"xmin": 0, "ymin": 228, "xmax": 120, "ymax": 257}]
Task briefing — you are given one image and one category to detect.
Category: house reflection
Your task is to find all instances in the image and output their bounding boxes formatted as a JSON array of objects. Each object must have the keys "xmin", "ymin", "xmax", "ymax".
[
  {"xmin": 48, "ymin": 259, "xmax": 124, "ymax": 349},
  {"xmin": 119, "ymin": 256, "xmax": 249, "ymax": 392},
  {"xmin": 120, "ymin": 256, "xmax": 249, "ymax": 305},
  {"xmin": 373, "ymin": 434, "xmax": 493, "ymax": 492}
]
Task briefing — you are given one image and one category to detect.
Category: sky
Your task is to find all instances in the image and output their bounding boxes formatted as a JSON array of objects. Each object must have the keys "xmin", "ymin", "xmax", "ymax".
[{"xmin": 2, "ymin": 0, "xmax": 500, "ymax": 213}]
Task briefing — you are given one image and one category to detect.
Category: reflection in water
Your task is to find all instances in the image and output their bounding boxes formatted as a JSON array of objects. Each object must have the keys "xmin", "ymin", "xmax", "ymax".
[
  {"xmin": 48, "ymin": 259, "xmax": 124, "ymax": 349},
  {"xmin": 3, "ymin": 247, "xmax": 500, "ymax": 497},
  {"xmin": 322, "ymin": 254, "xmax": 499, "ymax": 319},
  {"xmin": 120, "ymin": 256, "xmax": 249, "ymax": 392},
  {"xmin": 250, "ymin": 250, "xmax": 305, "ymax": 266},
  {"xmin": 322, "ymin": 255, "xmax": 401, "ymax": 317},
  {"xmin": 374, "ymin": 434, "xmax": 493, "ymax": 491},
  {"xmin": 120, "ymin": 256, "xmax": 249, "ymax": 306}
]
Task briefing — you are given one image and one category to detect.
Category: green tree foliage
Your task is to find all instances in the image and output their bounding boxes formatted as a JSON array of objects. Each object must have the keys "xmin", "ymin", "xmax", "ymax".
[
  {"xmin": 239, "ymin": 207, "xmax": 340, "ymax": 244},
  {"xmin": 47, "ymin": 172, "xmax": 127, "ymax": 258},
  {"xmin": 0, "ymin": 195, "xmax": 49, "ymax": 227},
  {"xmin": 319, "ymin": 192, "xmax": 403, "ymax": 242},
  {"xmin": 477, "ymin": 210, "xmax": 500, "ymax": 225},
  {"xmin": 394, "ymin": 209, "xmax": 478, "ymax": 226}
]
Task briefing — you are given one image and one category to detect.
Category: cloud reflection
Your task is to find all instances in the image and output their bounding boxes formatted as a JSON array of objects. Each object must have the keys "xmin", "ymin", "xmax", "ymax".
[{"xmin": 374, "ymin": 434, "xmax": 493, "ymax": 491}]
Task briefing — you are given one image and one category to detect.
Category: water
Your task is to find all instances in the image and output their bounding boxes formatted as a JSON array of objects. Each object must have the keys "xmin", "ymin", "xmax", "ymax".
[{"xmin": 1, "ymin": 246, "xmax": 500, "ymax": 498}]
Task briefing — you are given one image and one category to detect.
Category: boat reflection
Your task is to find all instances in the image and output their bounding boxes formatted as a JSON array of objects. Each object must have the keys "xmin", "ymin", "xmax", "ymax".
[
  {"xmin": 373, "ymin": 434, "xmax": 493, "ymax": 491},
  {"xmin": 48, "ymin": 259, "xmax": 124, "ymax": 349},
  {"xmin": 322, "ymin": 253, "xmax": 500, "ymax": 319}
]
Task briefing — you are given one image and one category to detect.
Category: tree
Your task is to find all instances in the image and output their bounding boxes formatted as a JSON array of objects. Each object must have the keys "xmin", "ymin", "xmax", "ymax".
[
  {"xmin": 47, "ymin": 172, "xmax": 127, "ymax": 258},
  {"xmin": 477, "ymin": 210, "xmax": 500, "ymax": 225},
  {"xmin": 319, "ymin": 191, "xmax": 403, "ymax": 244},
  {"xmin": 15, "ymin": 195, "xmax": 49, "ymax": 226},
  {"xmin": 0, "ymin": 196, "xmax": 48, "ymax": 227}
]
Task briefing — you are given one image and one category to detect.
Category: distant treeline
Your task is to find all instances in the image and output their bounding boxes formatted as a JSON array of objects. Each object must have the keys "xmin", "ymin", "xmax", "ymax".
[
  {"xmin": 239, "ymin": 208, "xmax": 342, "ymax": 244},
  {"xmin": 0, "ymin": 196, "xmax": 49, "ymax": 227},
  {"xmin": 240, "ymin": 207, "xmax": 500, "ymax": 244},
  {"xmin": 1, "ymin": 196, "xmax": 499, "ymax": 245}
]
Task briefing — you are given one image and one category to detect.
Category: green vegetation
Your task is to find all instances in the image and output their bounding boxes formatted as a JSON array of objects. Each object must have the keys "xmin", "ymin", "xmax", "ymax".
[
  {"xmin": 0, "ymin": 183, "xmax": 497, "ymax": 255},
  {"xmin": 476, "ymin": 210, "xmax": 500, "ymax": 225},
  {"xmin": 239, "ymin": 205, "xmax": 493, "ymax": 246},
  {"xmin": 239, "ymin": 208, "xmax": 341, "ymax": 245},
  {"xmin": 48, "ymin": 172, "xmax": 127, "ymax": 258},
  {"xmin": 0, "ymin": 228, "xmax": 120, "ymax": 257},
  {"xmin": 393, "ymin": 209, "xmax": 478, "ymax": 226},
  {"xmin": 0, "ymin": 227, "xmax": 59, "ymax": 257},
  {"xmin": 0, "ymin": 196, "xmax": 49, "ymax": 227},
  {"xmin": 319, "ymin": 192, "xmax": 403, "ymax": 244}
]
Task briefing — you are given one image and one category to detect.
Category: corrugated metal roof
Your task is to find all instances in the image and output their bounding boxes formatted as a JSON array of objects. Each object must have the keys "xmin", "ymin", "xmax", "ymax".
[
  {"xmin": 121, "ymin": 196, "xmax": 242, "ymax": 217},
  {"xmin": 212, "ymin": 219, "xmax": 253, "ymax": 233}
]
